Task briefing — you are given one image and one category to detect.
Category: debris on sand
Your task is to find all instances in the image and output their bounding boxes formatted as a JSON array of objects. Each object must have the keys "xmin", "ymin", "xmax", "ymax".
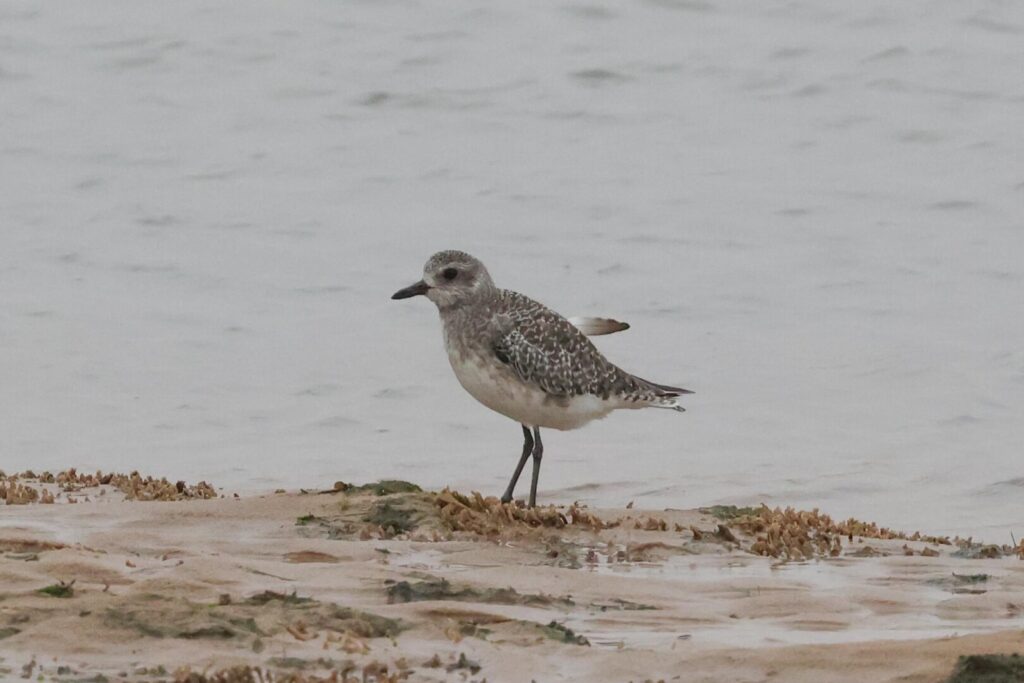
[
  {"xmin": 246, "ymin": 591, "xmax": 314, "ymax": 606},
  {"xmin": 952, "ymin": 542, "xmax": 1009, "ymax": 560},
  {"xmin": 591, "ymin": 598, "xmax": 657, "ymax": 612},
  {"xmin": 710, "ymin": 503, "xmax": 956, "ymax": 545},
  {"xmin": 0, "ymin": 469, "xmax": 217, "ymax": 504},
  {"xmin": 101, "ymin": 591, "xmax": 402, "ymax": 642},
  {"xmin": 927, "ymin": 573, "xmax": 991, "ymax": 595},
  {"xmin": 700, "ymin": 505, "xmax": 762, "ymax": 521},
  {"xmin": 0, "ymin": 478, "xmax": 44, "ymax": 505},
  {"xmin": 734, "ymin": 507, "xmax": 844, "ymax": 560},
  {"xmin": 715, "ymin": 504, "xmax": 971, "ymax": 561},
  {"xmin": 305, "ymin": 485, "xmax": 613, "ymax": 542},
  {"xmin": 0, "ymin": 538, "xmax": 65, "ymax": 553},
  {"xmin": 385, "ymin": 577, "xmax": 573, "ymax": 608},
  {"xmin": 333, "ymin": 480, "xmax": 422, "ymax": 496},
  {"xmin": 621, "ymin": 541, "xmax": 690, "ymax": 563},
  {"xmin": 171, "ymin": 661, "xmax": 411, "ymax": 683},
  {"xmin": 539, "ymin": 621, "xmax": 590, "ymax": 646},
  {"xmin": 284, "ymin": 550, "xmax": 341, "ymax": 564},
  {"xmin": 296, "ymin": 489, "xmax": 447, "ymax": 541},
  {"xmin": 364, "ymin": 499, "xmax": 424, "ymax": 537},
  {"xmin": 436, "ymin": 489, "xmax": 607, "ymax": 536},
  {"xmin": 302, "ymin": 483, "xmax": 1008, "ymax": 563},
  {"xmin": 445, "ymin": 652, "xmax": 482, "ymax": 674}
]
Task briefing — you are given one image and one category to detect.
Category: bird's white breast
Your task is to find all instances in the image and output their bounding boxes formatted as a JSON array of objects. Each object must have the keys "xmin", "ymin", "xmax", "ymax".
[{"xmin": 446, "ymin": 349, "xmax": 615, "ymax": 431}]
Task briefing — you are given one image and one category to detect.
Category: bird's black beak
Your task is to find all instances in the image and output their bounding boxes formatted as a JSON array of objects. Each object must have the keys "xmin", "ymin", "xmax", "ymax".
[{"xmin": 391, "ymin": 280, "xmax": 430, "ymax": 300}]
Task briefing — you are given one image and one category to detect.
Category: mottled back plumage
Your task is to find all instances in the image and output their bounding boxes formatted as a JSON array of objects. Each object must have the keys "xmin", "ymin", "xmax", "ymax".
[{"xmin": 490, "ymin": 290, "xmax": 683, "ymax": 403}]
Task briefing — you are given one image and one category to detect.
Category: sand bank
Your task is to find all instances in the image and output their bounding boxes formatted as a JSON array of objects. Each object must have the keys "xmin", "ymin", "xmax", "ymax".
[{"xmin": 1, "ymin": 472, "xmax": 1022, "ymax": 681}]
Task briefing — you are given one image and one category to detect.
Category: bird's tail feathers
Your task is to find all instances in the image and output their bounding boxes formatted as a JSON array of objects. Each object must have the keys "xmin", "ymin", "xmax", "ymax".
[
  {"xmin": 630, "ymin": 374, "xmax": 692, "ymax": 412},
  {"xmin": 650, "ymin": 396, "xmax": 687, "ymax": 412},
  {"xmin": 631, "ymin": 374, "xmax": 694, "ymax": 397}
]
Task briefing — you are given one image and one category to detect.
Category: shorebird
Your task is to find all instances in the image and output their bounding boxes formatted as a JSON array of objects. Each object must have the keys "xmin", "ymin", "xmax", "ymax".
[{"xmin": 392, "ymin": 250, "xmax": 692, "ymax": 507}]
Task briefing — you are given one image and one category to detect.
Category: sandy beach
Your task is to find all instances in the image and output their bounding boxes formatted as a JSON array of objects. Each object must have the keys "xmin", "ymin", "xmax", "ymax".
[{"xmin": 2, "ymin": 472, "xmax": 1022, "ymax": 682}]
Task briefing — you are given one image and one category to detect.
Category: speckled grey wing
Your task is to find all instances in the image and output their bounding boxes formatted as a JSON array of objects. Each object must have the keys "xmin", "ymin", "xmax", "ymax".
[{"xmin": 489, "ymin": 292, "xmax": 638, "ymax": 399}]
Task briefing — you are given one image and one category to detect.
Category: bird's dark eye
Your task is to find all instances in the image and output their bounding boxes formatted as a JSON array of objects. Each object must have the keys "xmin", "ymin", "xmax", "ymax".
[{"xmin": 442, "ymin": 267, "xmax": 458, "ymax": 281}]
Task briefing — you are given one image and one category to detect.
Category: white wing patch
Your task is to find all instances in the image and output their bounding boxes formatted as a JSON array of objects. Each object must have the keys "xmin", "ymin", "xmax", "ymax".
[{"xmin": 567, "ymin": 317, "xmax": 630, "ymax": 336}]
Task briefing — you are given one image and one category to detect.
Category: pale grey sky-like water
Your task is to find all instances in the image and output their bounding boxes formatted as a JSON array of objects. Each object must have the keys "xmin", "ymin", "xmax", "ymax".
[{"xmin": 1, "ymin": 0, "xmax": 1022, "ymax": 538}]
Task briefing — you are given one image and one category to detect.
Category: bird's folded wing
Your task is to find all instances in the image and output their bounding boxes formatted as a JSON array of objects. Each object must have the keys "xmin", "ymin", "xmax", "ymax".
[{"xmin": 491, "ymin": 313, "xmax": 613, "ymax": 397}]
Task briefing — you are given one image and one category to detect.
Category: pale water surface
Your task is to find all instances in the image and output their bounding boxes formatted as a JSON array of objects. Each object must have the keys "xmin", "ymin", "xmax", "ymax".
[{"xmin": 1, "ymin": 1, "xmax": 1022, "ymax": 538}]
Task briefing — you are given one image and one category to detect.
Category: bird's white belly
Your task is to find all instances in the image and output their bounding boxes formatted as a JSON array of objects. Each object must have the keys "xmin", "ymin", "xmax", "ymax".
[{"xmin": 448, "ymin": 354, "xmax": 614, "ymax": 431}]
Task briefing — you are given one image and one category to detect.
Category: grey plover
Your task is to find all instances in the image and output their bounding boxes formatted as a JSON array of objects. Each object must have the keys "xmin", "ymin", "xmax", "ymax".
[{"xmin": 392, "ymin": 250, "xmax": 692, "ymax": 507}]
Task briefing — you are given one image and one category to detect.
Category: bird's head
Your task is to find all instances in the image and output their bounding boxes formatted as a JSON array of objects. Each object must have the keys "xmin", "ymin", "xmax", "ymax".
[{"xmin": 391, "ymin": 250, "xmax": 495, "ymax": 309}]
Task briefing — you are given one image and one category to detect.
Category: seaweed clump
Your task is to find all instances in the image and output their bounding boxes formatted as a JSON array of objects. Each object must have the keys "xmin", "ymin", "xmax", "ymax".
[
  {"xmin": 364, "ymin": 500, "xmax": 423, "ymax": 537},
  {"xmin": 730, "ymin": 507, "xmax": 844, "ymax": 560},
  {"xmin": 335, "ymin": 480, "xmax": 422, "ymax": 496},
  {"xmin": 103, "ymin": 591, "xmax": 402, "ymax": 642},
  {"xmin": 385, "ymin": 577, "xmax": 572, "ymax": 608},
  {"xmin": 946, "ymin": 654, "xmax": 1024, "ymax": 683},
  {"xmin": 539, "ymin": 621, "xmax": 590, "ymax": 646},
  {"xmin": 714, "ymin": 503, "xmax": 1023, "ymax": 560},
  {"xmin": 0, "ymin": 468, "xmax": 217, "ymax": 504},
  {"xmin": 172, "ymin": 661, "xmax": 411, "ymax": 682},
  {"xmin": 700, "ymin": 505, "xmax": 762, "ymax": 521},
  {"xmin": 435, "ymin": 489, "xmax": 606, "ymax": 536},
  {"xmin": 38, "ymin": 580, "xmax": 75, "ymax": 598}
]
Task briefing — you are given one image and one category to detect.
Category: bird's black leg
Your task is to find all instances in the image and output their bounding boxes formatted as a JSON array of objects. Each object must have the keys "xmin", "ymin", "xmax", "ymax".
[
  {"xmin": 528, "ymin": 426, "xmax": 543, "ymax": 508},
  {"xmin": 500, "ymin": 425, "xmax": 533, "ymax": 504}
]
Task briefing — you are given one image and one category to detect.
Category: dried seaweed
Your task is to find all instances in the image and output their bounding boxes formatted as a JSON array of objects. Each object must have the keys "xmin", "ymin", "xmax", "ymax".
[
  {"xmin": 1, "ymin": 468, "xmax": 217, "ymax": 504},
  {"xmin": 435, "ymin": 488, "xmax": 607, "ymax": 536}
]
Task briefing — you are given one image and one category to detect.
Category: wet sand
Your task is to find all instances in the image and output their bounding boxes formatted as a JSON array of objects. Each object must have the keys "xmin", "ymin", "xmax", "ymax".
[{"xmin": 1, "ymin": 475, "xmax": 1023, "ymax": 682}]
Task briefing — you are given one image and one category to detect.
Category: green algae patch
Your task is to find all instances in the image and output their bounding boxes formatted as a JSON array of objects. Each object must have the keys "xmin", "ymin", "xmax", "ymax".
[
  {"xmin": 953, "ymin": 573, "xmax": 989, "ymax": 584},
  {"xmin": 246, "ymin": 590, "xmax": 314, "ymax": 606},
  {"xmin": 946, "ymin": 654, "xmax": 1024, "ymax": 683},
  {"xmin": 539, "ymin": 621, "xmax": 590, "ymax": 646},
  {"xmin": 592, "ymin": 598, "xmax": 657, "ymax": 611},
  {"xmin": 38, "ymin": 580, "xmax": 75, "ymax": 598},
  {"xmin": 927, "ymin": 573, "xmax": 992, "ymax": 594},
  {"xmin": 265, "ymin": 657, "xmax": 347, "ymax": 670},
  {"xmin": 101, "ymin": 591, "xmax": 402, "ymax": 641},
  {"xmin": 385, "ymin": 577, "xmax": 573, "ymax": 608},
  {"xmin": 700, "ymin": 505, "xmax": 761, "ymax": 521},
  {"xmin": 179, "ymin": 625, "xmax": 235, "ymax": 640},
  {"xmin": 447, "ymin": 653, "xmax": 482, "ymax": 674},
  {"xmin": 295, "ymin": 489, "xmax": 444, "ymax": 540},
  {"xmin": 337, "ymin": 480, "xmax": 422, "ymax": 496},
  {"xmin": 364, "ymin": 499, "xmax": 424, "ymax": 536}
]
